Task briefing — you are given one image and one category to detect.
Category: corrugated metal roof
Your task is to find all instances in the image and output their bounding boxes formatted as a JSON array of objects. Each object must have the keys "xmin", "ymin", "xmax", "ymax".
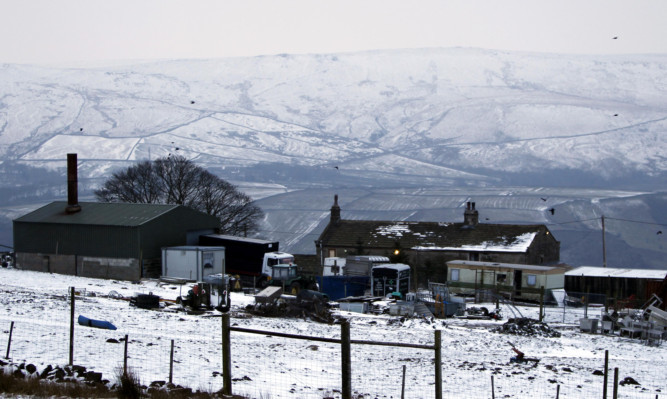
[
  {"xmin": 565, "ymin": 266, "xmax": 667, "ymax": 279},
  {"xmin": 447, "ymin": 260, "xmax": 563, "ymax": 272},
  {"xmin": 14, "ymin": 201, "xmax": 180, "ymax": 227}
]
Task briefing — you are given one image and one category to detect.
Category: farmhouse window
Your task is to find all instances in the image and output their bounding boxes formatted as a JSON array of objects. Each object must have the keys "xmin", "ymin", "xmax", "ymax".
[
  {"xmin": 526, "ymin": 274, "xmax": 537, "ymax": 286},
  {"xmin": 469, "ymin": 253, "xmax": 479, "ymax": 261},
  {"xmin": 496, "ymin": 273, "xmax": 506, "ymax": 283},
  {"xmin": 451, "ymin": 269, "xmax": 460, "ymax": 281}
]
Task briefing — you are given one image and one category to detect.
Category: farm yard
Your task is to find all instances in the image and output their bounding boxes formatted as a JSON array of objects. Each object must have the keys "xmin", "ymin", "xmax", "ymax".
[{"xmin": 0, "ymin": 267, "xmax": 665, "ymax": 399}]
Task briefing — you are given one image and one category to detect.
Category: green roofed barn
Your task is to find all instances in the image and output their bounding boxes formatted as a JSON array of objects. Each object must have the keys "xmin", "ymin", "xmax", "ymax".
[
  {"xmin": 13, "ymin": 201, "xmax": 220, "ymax": 281},
  {"xmin": 12, "ymin": 154, "xmax": 220, "ymax": 281}
]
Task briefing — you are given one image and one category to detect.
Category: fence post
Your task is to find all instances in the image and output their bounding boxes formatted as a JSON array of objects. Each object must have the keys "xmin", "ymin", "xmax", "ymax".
[
  {"xmin": 341, "ymin": 320, "xmax": 351, "ymax": 399},
  {"xmin": 5, "ymin": 321, "xmax": 13, "ymax": 359},
  {"xmin": 612, "ymin": 367, "xmax": 619, "ymax": 399},
  {"xmin": 401, "ymin": 364, "xmax": 406, "ymax": 399},
  {"xmin": 169, "ymin": 339, "xmax": 175, "ymax": 384},
  {"xmin": 222, "ymin": 313, "xmax": 232, "ymax": 396},
  {"xmin": 491, "ymin": 375, "xmax": 495, "ymax": 399},
  {"xmin": 123, "ymin": 334, "xmax": 129, "ymax": 376},
  {"xmin": 69, "ymin": 287, "xmax": 75, "ymax": 365},
  {"xmin": 435, "ymin": 329, "xmax": 442, "ymax": 399},
  {"xmin": 539, "ymin": 286, "xmax": 545, "ymax": 322},
  {"xmin": 603, "ymin": 350, "xmax": 609, "ymax": 399},
  {"xmin": 556, "ymin": 384, "xmax": 560, "ymax": 399}
]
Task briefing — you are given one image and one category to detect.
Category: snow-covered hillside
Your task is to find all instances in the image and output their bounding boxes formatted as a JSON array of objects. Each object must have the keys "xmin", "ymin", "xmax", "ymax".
[{"xmin": 0, "ymin": 48, "xmax": 665, "ymax": 267}]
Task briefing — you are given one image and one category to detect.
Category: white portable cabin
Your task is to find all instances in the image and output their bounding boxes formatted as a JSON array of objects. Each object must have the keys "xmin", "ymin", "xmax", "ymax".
[
  {"xmin": 161, "ymin": 246, "xmax": 225, "ymax": 281},
  {"xmin": 446, "ymin": 260, "xmax": 569, "ymax": 301}
]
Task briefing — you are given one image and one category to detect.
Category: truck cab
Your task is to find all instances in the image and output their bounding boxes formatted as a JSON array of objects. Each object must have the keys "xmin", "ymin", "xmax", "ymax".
[{"xmin": 261, "ymin": 252, "xmax": 315, "ymax": 292}]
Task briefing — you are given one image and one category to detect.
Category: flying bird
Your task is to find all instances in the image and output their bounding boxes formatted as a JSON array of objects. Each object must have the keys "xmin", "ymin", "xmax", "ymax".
[
  {"xmin": 80, "ymin": 128, "xmax": 83, "ymax": 132},
  {"xmin": 191, "ymin": 100, "xmax": 195, "ymax": 104},
  {"xmin": 334, "ymin": 166, "xmax": 339, "ymax": 170},
  {"xmin": 540, "ymin": 198, "xmax": 547, "ymax": 201},
  {"xmin": 613, "ymin": 114, "xmax": 619, "ymax": 116},
  {"xmin": 549, "ymin": 208, "xmax": 555, "ymax": 215},
  {"xmin": 658, "ymin": 231, "xmax": 663, "ymax": 235},
  {"xmin": 612, "ymin": 36, "xmax": 618, "ymax": 40}
]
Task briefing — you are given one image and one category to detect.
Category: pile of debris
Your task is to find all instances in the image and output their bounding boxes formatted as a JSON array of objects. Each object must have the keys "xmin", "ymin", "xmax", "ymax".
[
  {"xmin": 492, "ymin": 317, "xmax": 561, "ymax": 338},
  {"xmin": 246, "ymin": 288, "xmax": 334, "ymax": 323}
]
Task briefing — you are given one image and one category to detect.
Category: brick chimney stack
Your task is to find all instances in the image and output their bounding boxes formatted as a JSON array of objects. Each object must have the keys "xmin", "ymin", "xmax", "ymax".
[
  {"xmin": 330, "ymin": 194, "xmax": 341, "ymax": 224},
  {"xmin": 463, "ymin": 201, "xmax": 478, "ymax": 226},
  {"xmin": 65, "ymin": 153, "xmax": 81, "ymax": 214}
]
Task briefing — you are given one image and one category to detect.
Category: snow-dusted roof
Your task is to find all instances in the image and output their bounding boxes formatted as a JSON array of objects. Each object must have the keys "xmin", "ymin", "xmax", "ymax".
[
  {"xmin": 372, "ymin": 263, "xmax": 411, "ymax": 272},
  {"xmin": 447, "ymin": 260, "xmax": 565, "ymax": 272},
  {"xmin": 320, "ymin": 220, "xmax": 550, "ymax": 254},
  {"xmin": 565, "ymin": 266, "xmax": 667, "ymax": 279},
  {"xmin": 413, "ymin": 232, "xmax": 537, "ymax": 253}
]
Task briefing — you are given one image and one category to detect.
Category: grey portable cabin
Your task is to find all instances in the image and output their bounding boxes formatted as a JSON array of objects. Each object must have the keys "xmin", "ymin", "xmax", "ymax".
[{"xmin": 345, "ymin": 255, "xmax": 390, "ymax": 276}]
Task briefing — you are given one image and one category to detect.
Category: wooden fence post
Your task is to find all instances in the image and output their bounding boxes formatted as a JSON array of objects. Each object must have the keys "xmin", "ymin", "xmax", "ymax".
[
  {"xmin": 612, "ymin": 367, "xmax": 619, "ymax": 399},
  {"xmin": 435, "ymin": 329, "xmax": 442, "ymax": 399},
  {"xmin": 603, "ymin": 350, "xmax": 609, "ymax": 399},
  {"xmin": 222, "ymin": 313, "xmax": 232, "ymax": 395},
  {"xmin": 169, "ymin": 339, "xmax": 175, "ymax": 384},
  {"xmin": 539, "ymin": 286, "xmax": 545, "ymax": 322},
  {"xmin": 123, "ymin": 334, "xmax": 129, "ymax": 376},
  {"xmin": 69, "ymin": 287, "xmax": 75, "ymax": 365},
  {"xmin": 401, "ymin": 364, "xmax": 406, "ymax": 399},
  {"xmin": 341, "ymin": 320, "xmax": 351, "ymax": 399},
  {"xmin": 5, "ymin": 321, "xmax": 13, "ymax": 359},
  {"xmin": 491, "ymin": 375, "xmax": 495, "ymax": 399}
]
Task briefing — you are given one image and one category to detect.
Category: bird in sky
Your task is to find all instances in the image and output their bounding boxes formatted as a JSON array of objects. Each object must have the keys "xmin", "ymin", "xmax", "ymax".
[
  {"xmin": 191, "ymin": 100, "xmax": 195, "ymax": 104},
  {"xmin": 612, "ymin": 36, "xmax": 618, "ymax": 40},
  {"xmin": 613, "ymin": 114, "xmax": 619, "ymax": 116},
  {"xmin": 79, "ymin": 128, "xmax": 83, "ymax": 132},
  {"xmin": 540, "ymin": 198, "xmax": 547, "ymax": 201},
  {"xmin": 334, "ymin": 166, "xmax": 339, "ymax": 170},
  {"xmin": 658, "ymin": 231, "xmax": 663, "ymax": 235}
]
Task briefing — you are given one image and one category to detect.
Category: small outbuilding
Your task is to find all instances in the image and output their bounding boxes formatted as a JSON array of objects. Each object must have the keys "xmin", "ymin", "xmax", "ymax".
[
  {"xmin": 162, "ymin": 246, "xmax": 225, "ymax": 281},
  {"xmin": 445, "ymin": 260, "xmax": 570, "ymax": 302},
  {"xmin": 565, "ymin": 266, "xmax": 667, "ymax": 309}
]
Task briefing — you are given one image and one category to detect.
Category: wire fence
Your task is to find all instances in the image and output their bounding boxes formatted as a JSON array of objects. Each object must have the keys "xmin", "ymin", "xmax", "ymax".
[{"xmin": 1, "ymin": 286, "xmax": 666, "ymax": 399}]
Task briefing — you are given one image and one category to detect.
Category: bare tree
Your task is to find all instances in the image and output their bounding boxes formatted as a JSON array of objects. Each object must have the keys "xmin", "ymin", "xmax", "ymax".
[{"xmin": 94, "ymin": 155, "xmax": 264, "ymax": 235}]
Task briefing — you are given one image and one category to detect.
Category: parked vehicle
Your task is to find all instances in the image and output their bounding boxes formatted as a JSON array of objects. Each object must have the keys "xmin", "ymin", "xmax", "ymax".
[{"xmin": 199, "ymin": 234, "xmax": 316, "ymax": 292}]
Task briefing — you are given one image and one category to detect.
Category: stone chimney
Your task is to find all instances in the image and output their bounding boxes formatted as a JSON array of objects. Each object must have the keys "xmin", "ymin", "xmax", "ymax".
[
  {"xmin": 463, "ymin": 201, "xmax": 478, "ymax": 226},
  {"xmin": 330, "ymin": 194, "xmax": 341, "ymax": 224},
  {"xmin": 65, "ymin": 153, "xmax": 81, "ymax": 214}
]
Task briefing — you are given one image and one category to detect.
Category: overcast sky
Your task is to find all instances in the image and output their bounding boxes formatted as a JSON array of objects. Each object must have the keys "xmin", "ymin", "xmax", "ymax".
[{"xmin": 1, "ymin": 0, "xmax": 666, "ymax": 66}]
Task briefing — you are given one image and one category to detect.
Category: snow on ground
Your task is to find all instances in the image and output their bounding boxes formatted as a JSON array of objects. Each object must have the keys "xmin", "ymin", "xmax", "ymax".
[{"xmin": 0, "ymin": 267, "xmax": 665, "ymax": 399}]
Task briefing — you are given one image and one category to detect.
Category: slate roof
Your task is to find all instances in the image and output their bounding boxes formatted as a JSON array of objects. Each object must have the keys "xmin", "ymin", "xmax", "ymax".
[
  {"xmin": 321, "ymin": 220, "xmax": 548, "ymax": 252},
  {"xmin": 14, "ymin": 201, "xmax": 182, "ymax": 227}
]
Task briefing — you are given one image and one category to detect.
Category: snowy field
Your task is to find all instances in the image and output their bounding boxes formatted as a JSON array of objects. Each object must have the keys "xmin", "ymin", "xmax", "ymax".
[{"xmin": 0, "ymin": 267, "xmax": 665, "ymax": 399}]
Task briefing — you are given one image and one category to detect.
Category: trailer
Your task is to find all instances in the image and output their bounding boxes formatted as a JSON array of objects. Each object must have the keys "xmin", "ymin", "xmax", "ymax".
[
  {"xmin": 161, "ymin": 246, "xmax": 225, "ymax": 281},
  {"xmin": 371, "ymin": 263, "xmax": 411, "ymax": 298}
]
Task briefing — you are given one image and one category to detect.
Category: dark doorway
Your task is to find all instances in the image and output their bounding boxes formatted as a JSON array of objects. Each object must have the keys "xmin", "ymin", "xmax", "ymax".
[{"xmin": 514, "ymin": 270, "xmax": 522, "ymax": 297}]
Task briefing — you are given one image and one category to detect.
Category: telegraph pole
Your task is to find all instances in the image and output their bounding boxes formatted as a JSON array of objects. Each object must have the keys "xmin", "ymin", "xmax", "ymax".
[{"xmin": 601, "ymin": 215, "xmax": 607, "ymax": 268}]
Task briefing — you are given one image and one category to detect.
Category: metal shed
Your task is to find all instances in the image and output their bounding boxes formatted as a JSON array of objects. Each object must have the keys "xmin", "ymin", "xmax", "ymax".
[
  {"xmin": 565, "ymin": 266, "xmax": 667, "ymax": 308},
  {"xmin": 13, "ymin": 201, "xmax": 219, "ymax": 280}
]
